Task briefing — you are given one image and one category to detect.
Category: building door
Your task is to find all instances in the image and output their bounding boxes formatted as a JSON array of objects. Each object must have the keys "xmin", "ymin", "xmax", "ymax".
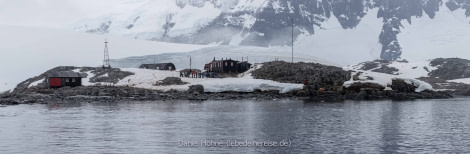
[{"xmin": 49, "ymin": 78, "xmax": 61, "ymax": 87}]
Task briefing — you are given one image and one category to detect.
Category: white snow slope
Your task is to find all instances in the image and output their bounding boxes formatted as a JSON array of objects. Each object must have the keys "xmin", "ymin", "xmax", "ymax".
[
  {"xmin": 295, "ymin": 8, "xmax": 383, "ymax": 65},
  {"xmin": 72, "ymin": 0, "xmax": 224, "ymax": 39},
  {"xmin": 399, "ymin": 4, "xmax": 470, "ymax": 61},
  {"xmin": 113, "ymin": 68, "xmax": 303, "ymax": 93}
]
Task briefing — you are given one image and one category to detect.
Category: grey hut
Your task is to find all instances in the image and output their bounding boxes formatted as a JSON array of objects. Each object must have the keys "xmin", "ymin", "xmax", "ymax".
[{"xmin": 139, "ymin": 63, "xmax": 176, "ymax": 71}]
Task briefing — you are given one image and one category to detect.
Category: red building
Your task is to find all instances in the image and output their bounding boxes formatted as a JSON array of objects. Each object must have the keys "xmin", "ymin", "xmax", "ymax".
[
  {"xmin": 47, "ymin": 71, "xmax": 86, "ymax": 88},
  {"xmin": 204, "ymin": 57, "xmax": 252, "ymax": 73}
]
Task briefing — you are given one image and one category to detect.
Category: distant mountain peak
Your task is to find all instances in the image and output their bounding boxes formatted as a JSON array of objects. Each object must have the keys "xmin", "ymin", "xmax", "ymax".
[{"xmin": 73, "ymin": 0, "xmax": 470, "ymax": 61}]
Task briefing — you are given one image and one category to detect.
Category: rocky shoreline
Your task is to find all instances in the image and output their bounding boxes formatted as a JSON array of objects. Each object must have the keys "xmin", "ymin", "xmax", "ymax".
[
  {"xmin": 0, "ymin": 83, "xmax": 454, "ymax": 105},
  {"xmin": 0, "ymin": 86, "xmax": 299, "ymax": 105},
  {"xmin": 2, "ymin": 60, "xmax": 467, "ymax": 105}
]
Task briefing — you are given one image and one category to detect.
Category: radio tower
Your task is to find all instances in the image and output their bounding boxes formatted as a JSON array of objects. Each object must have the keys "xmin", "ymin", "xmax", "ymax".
[{"xmin": 103, "ymin": 39, "xmax": 110, "ymax": 68}]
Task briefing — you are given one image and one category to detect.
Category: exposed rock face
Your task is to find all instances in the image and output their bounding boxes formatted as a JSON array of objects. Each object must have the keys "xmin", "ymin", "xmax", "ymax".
[
  {"xmin": 391, "ymin": 79, "xmax": 416, "ymax": 93},
  {"xmin": 252, "ymin": 61, "xmax": 351, "ymax": 90},
  {"xmin": 356, "ymin": 60, "xmax": 399, "ymax": 75},
  {"xmin": 88, "ymin": 68, "xmax": 135, "ymax": 84},
  {"xmin": 156, "ymin": 77, "xmax": 187, "ymax": 86},
  {"xmin": 428, "ymin": 58, "xmax": 470, "ymax": 80}
]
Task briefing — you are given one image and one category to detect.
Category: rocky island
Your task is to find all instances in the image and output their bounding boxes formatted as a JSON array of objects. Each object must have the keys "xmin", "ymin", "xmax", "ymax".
[{"xmin": 3, "ymin": 58, "xmax": 470, "ymax": 105}]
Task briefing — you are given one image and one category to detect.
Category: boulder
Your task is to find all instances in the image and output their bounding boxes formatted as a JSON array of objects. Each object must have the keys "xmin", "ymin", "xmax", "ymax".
[
  {"xmin": 391, "ymin": 79, "xmax": 416, "ymax": 93},
  {"xmin": 156, "ymin": 77, "xmax": 187, "ymax": 86},
  {"xmin": 188, "ymin": 84, "xmax": 204, "ymax": 94}
]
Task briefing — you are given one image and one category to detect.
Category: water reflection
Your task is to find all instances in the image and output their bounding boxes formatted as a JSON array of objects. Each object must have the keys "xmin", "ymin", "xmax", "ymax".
[
  {"xmin": 1, "ymin": 99, "xmax": 470, "ymax": 153},
  {"xmin": 379, "ymin": 101, "xmax": 403, "ymax": 153}
]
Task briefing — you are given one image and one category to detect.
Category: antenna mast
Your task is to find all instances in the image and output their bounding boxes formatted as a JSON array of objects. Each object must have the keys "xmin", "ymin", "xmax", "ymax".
[
  {"xmin": 103, "ymin": 39, "xmax": 110, "ymax": 68},
  {"xmin": 292, "ymin": 18, "xmax": 294, "ymax": 63}
]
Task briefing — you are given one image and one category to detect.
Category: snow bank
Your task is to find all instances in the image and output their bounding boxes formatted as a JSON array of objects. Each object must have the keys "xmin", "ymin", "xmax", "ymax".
[
  {"xmin": 343, "ymin": 60, "xmax": 437, "ymax": 92},
  {"xmin": 114, "ymin": 68, "xmax": 303, "ymax": 93},
  {"xmin": 403, "ymin": 78, "xmax": 434, "ymax": 93},
  {"xmin": 192, "ymin": 78, "xmax": 302, "ymax": 93},
  {"xmin": 343, "ymin": 72, "xmax": 434, "ymax": 92}
]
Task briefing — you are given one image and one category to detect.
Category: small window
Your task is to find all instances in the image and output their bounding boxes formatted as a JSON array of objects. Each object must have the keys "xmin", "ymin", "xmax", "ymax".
[
  {"xmin": 225, "ymin": 62, "xmax": 228, "ymax": 66},
  {"xmin": 231, "ymin": 62, "xmax": 233, "ymax": 66},
  {"xmin": 66, "ymin": 78, "xmax": 69, "ymax": 82},
  {"xmin": 72, "ymin": 78, "xmax": 76, "ymax": 83}
]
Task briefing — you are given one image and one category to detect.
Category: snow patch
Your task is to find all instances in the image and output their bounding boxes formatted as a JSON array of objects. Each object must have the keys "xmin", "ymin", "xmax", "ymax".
[
  {"xmin": 28, "ymin": 79, "xmax": 44, "ymax": 88},
  {"xmin": 115, "ymin": 68, "xmax": 302, "ymax": 93},
  {"xmin": 82, "ymin": 71, "xmax": 95, "ymax": 86},
  {"xmin": 272, "ymin": 0, "xmax": 285, "ymax": 13},
  {"xmin": 228, "ymin": 31, "xmax": 248, "ymax": 45},
  {"xmin": 448, "ymin": 78, "xmax": 470, "ymax": 84}
]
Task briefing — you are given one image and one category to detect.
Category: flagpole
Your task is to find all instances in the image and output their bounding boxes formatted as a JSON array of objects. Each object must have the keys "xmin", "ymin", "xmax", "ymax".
[{"xmin": 292, "ymin": 18, "xmax": 294, "ymax": 63}]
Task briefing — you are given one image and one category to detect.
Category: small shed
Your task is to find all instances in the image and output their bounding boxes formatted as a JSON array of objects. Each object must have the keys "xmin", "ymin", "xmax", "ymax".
[
  {"xmin": 139, "ymin": 63, "xmax": 176, "ymax": 71},
  {"xmin": 237, "ymin": 61, "xmax": 252, "ymax": 73},
  {"xmin": 47, "ymin": 71, "xmax": 86, "ymax": 88}
]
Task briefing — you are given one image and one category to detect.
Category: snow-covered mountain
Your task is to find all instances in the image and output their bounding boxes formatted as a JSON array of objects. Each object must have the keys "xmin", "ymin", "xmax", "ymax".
[{"xmin": 74, "ymin": 0, "xmax": 470, "ymax": 61}]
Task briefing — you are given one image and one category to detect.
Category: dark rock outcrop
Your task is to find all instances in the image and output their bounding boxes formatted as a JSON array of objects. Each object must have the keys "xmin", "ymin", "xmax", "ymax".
[
  {"xmin": 428, "ymin": 58, "xmax": 470, "ymax": 80},
  {"xmin": 357, "ymin": 60, "xmax": 399, "ymax": 75},
  {"xmin": 391, "ymin": 79, "xmax": 416, "ymax": 93},
  {"xmin": 156, "ymin": 77, "xmax": 187, "ymax": 86},
  {"xmin": 188, "ymin": 84, "xmax": 204, "ymax": 94},
  {"xmin": 252, "ymin": 61, "xmax": 351, "ymax": 90}
]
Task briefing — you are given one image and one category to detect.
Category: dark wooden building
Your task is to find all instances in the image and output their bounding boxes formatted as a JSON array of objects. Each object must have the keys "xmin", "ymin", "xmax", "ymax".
[
  {"xmin": 139, "ymin": 63, "xmax": 176, "ymax": 71},
  {"xmin": 204, "ymin": 58, "xmax": 251, "ymax": 73},
  {"xmin": 47, "ymin": 71, "xmax": 86, "ymax": 88},
  {"xmin": 237, "ymin": 61, "xmax": 252, "ymax": 73}
]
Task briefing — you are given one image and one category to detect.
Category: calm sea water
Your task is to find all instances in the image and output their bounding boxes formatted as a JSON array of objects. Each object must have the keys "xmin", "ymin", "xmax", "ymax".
[{"xmin": 1, "ymin": 98, "xmax": 470, "ymax": 153}]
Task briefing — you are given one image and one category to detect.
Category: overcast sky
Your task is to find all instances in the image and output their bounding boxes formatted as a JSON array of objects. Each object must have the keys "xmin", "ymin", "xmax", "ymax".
[{"xmin": 0, "ymin": 0, "xmax": 120, "ymax": 28}]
